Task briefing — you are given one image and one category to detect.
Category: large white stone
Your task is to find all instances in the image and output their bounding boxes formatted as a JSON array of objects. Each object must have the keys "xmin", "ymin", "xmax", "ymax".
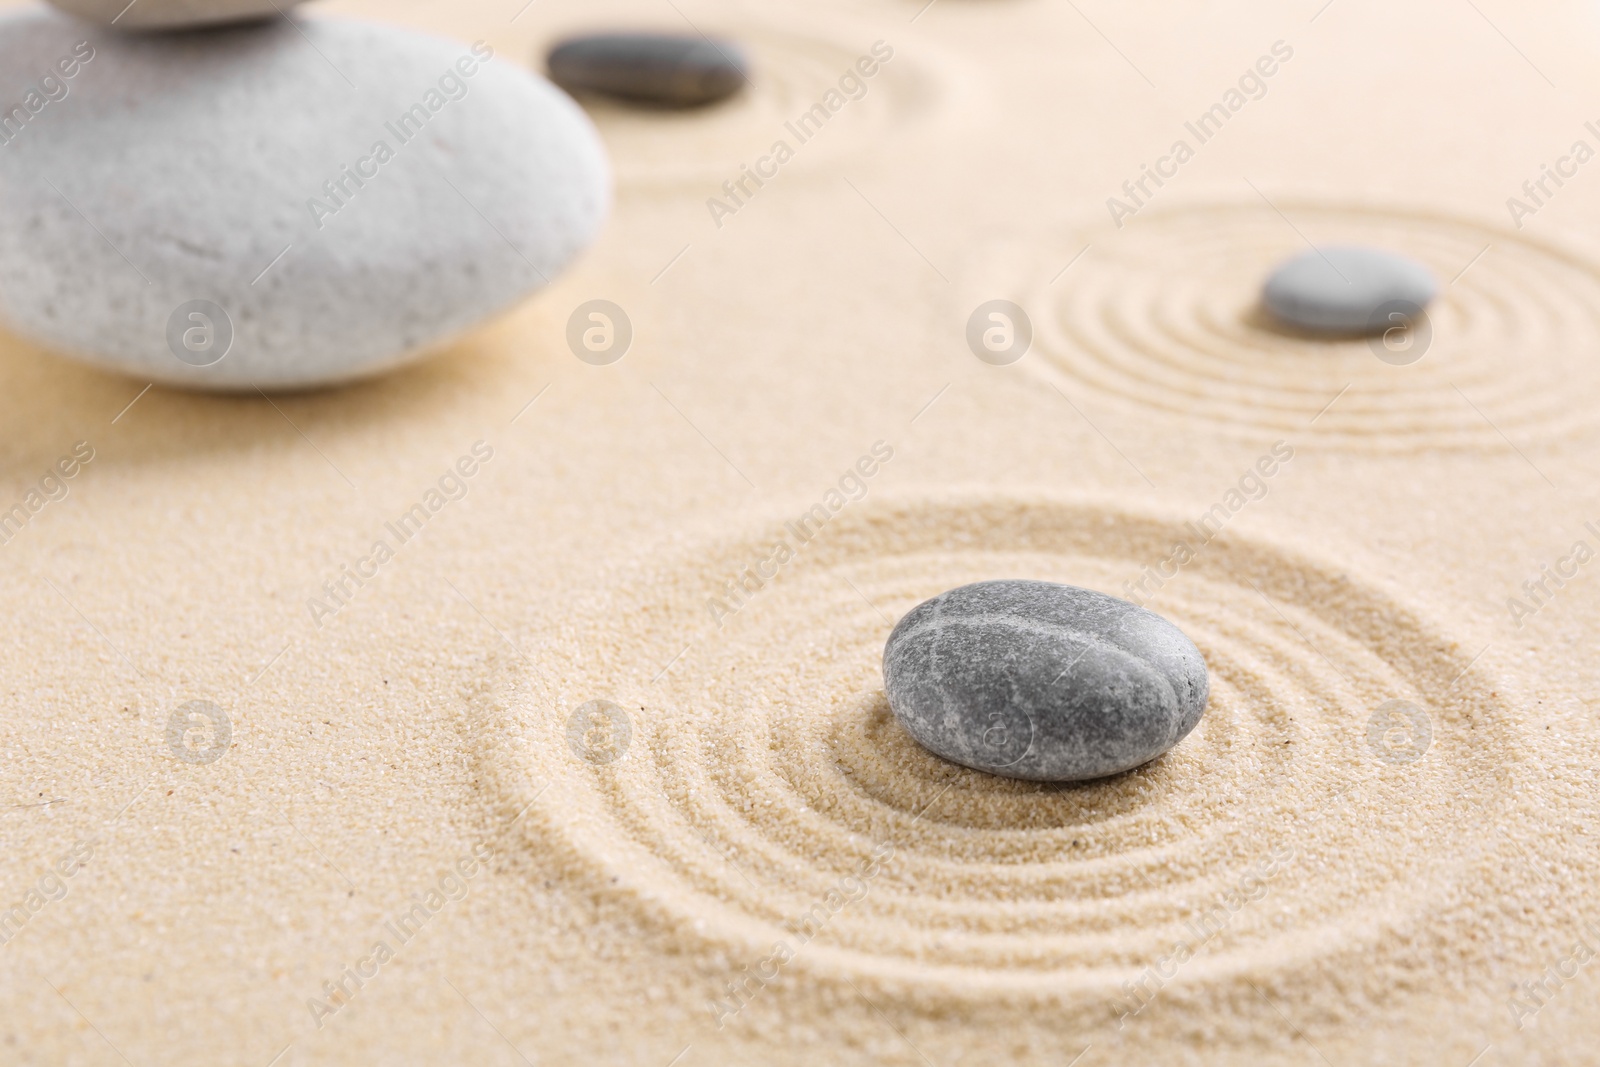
[
  {"xmin": 46, "ymin": 0, "xmax": 310, "ymax": 31},
  {"xmin": 0, "ymin": 10, "xmax": 610, "ymax": 390}
]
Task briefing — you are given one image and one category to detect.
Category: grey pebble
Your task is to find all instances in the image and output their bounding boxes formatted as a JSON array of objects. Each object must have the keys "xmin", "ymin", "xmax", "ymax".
[
  {"xmin": 1261, "ymin": 245, "xmax": 1438, "ymax": 335},
  {"xmin": 882, "ymin": 580, "xmax": 1209, "ymax": 782},
  {"xmin": 45, "ymin": 0, "xmax": 308, "ymax": 30},
  {"xmin": 547, "ymin": 32, "xmax": 748, "ymax": 108},
  {"xmin": 0, "ymin": 10, "xmax": 608, "ymax": 390}
]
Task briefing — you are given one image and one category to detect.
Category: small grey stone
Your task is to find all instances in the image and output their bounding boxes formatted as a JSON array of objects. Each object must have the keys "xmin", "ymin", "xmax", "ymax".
[
  {"xmin": 882, "ymin": 580, "xmax": 1209, "ymax": 782},
  {"xmin": 547, "ymin": 33, "xmax": 748, "ymax": 108},
  {"xmin": 46, "ymin": 0, "xmax": 308, "ymax": 30},
  {"xmin": 0, "ymin": 11, "xmax": 609, "ymax": 390},
  {"xmin": 1261, "ymin": 245, "xmax": 1438, "ymax": 335}
]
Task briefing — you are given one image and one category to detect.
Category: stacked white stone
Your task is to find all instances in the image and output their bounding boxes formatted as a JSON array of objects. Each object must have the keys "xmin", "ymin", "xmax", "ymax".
[{"xmin": 0, "ymin": 4, "xmax": 610, "ymax": 389}]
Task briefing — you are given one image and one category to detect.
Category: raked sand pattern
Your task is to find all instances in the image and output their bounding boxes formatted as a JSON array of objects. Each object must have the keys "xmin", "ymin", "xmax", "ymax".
[
  {"xmin": 460, "ymin": 495, "xmax": 1574, "ymax": 1062},
  {"xmin": 542, "ymin": 20, "xmax": 959, "ymax": 191},
  {"xmin": 5, "ymin": 0, "xmax": 1600, "ymax": 1064},
  {"xmin": 470, "ymin": 498, "xmax": 1540, "ymax": 1035},
  {"xmin": 1011, "ymin": 202, "xmax": 1600, "ymax": 451}
]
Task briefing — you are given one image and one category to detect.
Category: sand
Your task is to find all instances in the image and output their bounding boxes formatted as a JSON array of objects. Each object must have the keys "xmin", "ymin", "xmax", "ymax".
[{"xmin": 2, "ymin": 0, "xmax": 1599, "ymax": 1063}]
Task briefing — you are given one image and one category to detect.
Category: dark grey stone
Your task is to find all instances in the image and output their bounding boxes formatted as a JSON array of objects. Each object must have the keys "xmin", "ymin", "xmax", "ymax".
[
  {"xmin": 881, "ymin": 580, "xmax": 1209, "ymax": 782},
  {"xmin": 46, "ymin": 0, "xmax": 305, "ymax": 30},
  {"xmin": 546, "ymin": 33, "xmax": 748, "ymax": 108},
  {"xmin": 1261, "ymin": 245, "xmax": 1437, "ymax": 335}
]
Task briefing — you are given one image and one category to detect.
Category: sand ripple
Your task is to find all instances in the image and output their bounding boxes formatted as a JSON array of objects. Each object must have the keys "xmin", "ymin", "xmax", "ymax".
[
  {"xmin": 575, "ymin": 24, "xmax": 946, "ymax": 189},
  {"xmin": 473, "ymin": 497, "xmax": 1527, "ymax": 1011},
  {"xmin": 1014, "ymin": 203, "xmax": 1600, "ymax": 451}
]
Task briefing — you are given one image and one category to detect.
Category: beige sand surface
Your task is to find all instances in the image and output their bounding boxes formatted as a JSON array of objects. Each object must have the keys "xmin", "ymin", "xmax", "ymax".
[{"xmin": 4, "ymin": 0, "xmax": 1600, "ymax": 1063}]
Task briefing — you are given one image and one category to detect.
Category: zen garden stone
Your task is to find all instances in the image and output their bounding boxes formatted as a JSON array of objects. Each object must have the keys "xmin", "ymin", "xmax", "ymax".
[
  {"xmin": 546, "ymin": 32, "xmax": 748, "ymax": 108},
  {"xmin": 46, "ymin": 0, "xmax": 310, "ymax": 30},
  {"xmin": 882, "ymin": 580, "xmax": 1210, "ymax": 782},
  {"xmin": 0, "ymin": 9, "xmax": 609, "ymax": 390},
  {"xmin": 1261, "ymin": 245, "xmax": 1438, "ymax": 335}
]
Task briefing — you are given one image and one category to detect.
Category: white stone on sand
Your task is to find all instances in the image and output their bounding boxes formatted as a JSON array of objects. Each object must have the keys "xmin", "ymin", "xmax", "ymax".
[
  {"xmin": 0, "ymin": 10, "xmax": 609, "ymax": 389},
  {"xmin": 1261, "ymin": 245, "xmax": 1438, "ymax": 335}
]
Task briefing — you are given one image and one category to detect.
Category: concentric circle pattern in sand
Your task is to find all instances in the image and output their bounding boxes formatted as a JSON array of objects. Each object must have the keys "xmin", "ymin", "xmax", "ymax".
[
  {"xmin": 573, "ymin": 25, "xmax": 945, "ymax": 188},
  {"xmin": 1023, "ymin": 203, "xmax": 1600, "ymax": 450},
  {"xmin": 478, "ymin": 497, "xmax": 1528, "ymax": 1008}
]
